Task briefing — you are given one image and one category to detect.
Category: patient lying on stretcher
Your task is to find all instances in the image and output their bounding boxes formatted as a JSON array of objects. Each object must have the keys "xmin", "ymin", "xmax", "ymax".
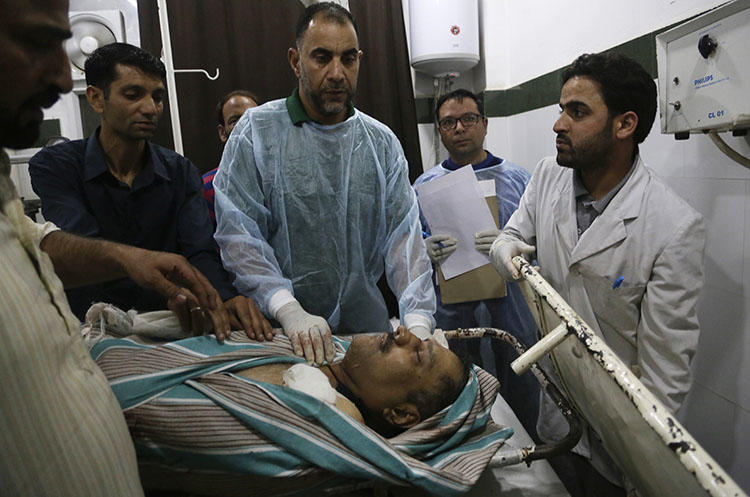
[
  {"xmin": 85, "ymin": 306, "xmax": 510, "ymax": 495},
  {"xmin": 236, "ymin": 325, "xmax": 469, "ymax": 435},
  {"xmin": 83, "ymin": 303, "xmax": 469, "ymax": 434}
]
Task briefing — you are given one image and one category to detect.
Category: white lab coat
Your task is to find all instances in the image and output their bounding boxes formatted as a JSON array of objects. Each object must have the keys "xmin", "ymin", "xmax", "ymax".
[{"xmin": 500, "ymin": 155, "xmax": 706, "ymax": 478}]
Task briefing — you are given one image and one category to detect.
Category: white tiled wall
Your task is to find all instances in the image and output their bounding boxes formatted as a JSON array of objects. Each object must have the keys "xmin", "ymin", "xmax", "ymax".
[
  {"xmin": 487, "ymin": 0, "xmax": 727, "ymax": 90},
  {"xmin": 681, "ymin": 383, "xmax": 738, "ymax": 471},
  {"xmin": 734, "ymin": 408, "xmax": 750, "ymax": 477}
]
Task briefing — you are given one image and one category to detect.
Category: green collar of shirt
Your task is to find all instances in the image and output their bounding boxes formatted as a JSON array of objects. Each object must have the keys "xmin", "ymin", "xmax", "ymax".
[{"xmin": 285, "ymin": 87, "xmax": 354, "ymax": 126}]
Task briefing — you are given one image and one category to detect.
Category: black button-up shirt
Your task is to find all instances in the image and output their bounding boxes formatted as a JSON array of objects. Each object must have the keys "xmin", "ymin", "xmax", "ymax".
[{"xmin": 29, "ymin": 129, "xmax": 237, "ymax": 319}]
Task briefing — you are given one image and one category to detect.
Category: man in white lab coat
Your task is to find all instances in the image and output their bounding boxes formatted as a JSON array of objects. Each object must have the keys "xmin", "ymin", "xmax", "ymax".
[{"xmin": 490, "ymin": 52, "xmax": 706, "ymax": 496}]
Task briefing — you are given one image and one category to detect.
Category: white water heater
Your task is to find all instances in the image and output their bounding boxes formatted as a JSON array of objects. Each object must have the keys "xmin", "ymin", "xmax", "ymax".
[{"xmin": 408, "ymin": 0, "xmax": 479, "ymax": 77}]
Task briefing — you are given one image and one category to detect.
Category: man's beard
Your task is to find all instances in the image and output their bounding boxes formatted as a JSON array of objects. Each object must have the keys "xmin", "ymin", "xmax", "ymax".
[
  {"xmin": 556, "ymin": 120, "xmax": 614, "ymax": 172},
  {"xmin": 0, "ymin": 88, "xmax": 63, "ymax": 149},
  {"xmin": 0, "ymin": 118, "xmax": 42, "ymax": 149},
  {"xmin": 299, "ymin": 66, "xmax": 354, "ymax": 118}
]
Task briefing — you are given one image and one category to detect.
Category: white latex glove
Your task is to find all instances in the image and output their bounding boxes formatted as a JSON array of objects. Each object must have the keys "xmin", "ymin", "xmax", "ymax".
[
  {"xmin": 424, "ymin": 234, "xmax": 458, "ymax": 264},
  {"xmin": 404, "ymin": 313, "xmax": 432, "ymax": 340},
  {"xmin": 408, "ymin": 323, "xmax": 432, "ymax": 340},
  {"xmin": 489, "ymin": 238, "xmax": 536, "ymax": 280},
  {"xmin": 432, "ymin": 328, "xmax": 449, "ymax": 349},
  {"xmin": 275, "ymin": 301, "xmax": 334, "ymax": 364},
  {"xmin": 474, "ymin": 228, "xmax": 501, "ymax": 255}
]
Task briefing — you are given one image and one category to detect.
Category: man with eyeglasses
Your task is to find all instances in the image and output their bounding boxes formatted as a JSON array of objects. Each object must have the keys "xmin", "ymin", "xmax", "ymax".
[{"xmin": 413, "ymin": 88, "xmax": 539, "ymax": 439}]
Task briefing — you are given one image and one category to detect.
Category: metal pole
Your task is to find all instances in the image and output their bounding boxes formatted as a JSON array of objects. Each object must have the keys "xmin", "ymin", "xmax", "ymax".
[{"xmin": 156, "ymin": 0, "xmax": 183, "ymax": 154}]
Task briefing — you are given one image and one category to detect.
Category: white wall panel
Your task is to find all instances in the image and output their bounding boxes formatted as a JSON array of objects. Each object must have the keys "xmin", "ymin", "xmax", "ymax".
[{"xmin": 490, "ymin": 0, "xmax": 728, "ymax": 89}]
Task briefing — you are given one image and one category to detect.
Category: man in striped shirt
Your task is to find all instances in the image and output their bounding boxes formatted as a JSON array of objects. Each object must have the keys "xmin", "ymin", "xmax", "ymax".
[{"xmin": 0, "ymin": 0, "xmax": 233, "ymax": 494}]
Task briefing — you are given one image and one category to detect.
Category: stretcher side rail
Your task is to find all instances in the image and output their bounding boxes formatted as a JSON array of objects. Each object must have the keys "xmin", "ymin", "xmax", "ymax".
[
  {"xmin": 511, "ymin": 256, "xmax": 747, "ymax": 497},
  {"xmin": 442, "ymin": 328, "xmax": 582, "ymax": 467}
]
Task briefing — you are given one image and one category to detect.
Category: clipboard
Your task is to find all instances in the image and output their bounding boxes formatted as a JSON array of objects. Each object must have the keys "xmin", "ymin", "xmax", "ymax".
[{"xmin": 436, "ymin": 196, "xmax": 506, "ymax": 304}]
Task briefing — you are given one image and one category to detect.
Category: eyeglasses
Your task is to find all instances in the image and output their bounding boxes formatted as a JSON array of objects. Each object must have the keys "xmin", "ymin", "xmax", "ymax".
[{"xmin": 437, "ymin": 113, "xmax": 483, "ymax": 132}]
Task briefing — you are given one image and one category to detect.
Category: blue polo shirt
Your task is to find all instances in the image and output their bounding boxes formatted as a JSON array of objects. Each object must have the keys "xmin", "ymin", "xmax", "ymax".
[{"xmin": 29, "ymin": 129, "xmax": 238, "ymax": 319}]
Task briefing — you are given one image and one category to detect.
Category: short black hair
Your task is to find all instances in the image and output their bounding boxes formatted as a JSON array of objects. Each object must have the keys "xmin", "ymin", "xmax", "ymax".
[
  {"xmin": 434, "ymin": 88, "xmax": 485, "ymax": 122},
  {"xmin": 84, "ymin": 43, "xmax": 166, "ymax": 95},
  {"xmin": 406, "ymin": 353, "xmax": 471, "ymax": 422},
  {"xmin": 216, "ymin": 90, "xmax": 260, "ymax": 125},
  {"xmin": 561, "ymin": 52, "xmax": 657, "ymax": 144},
  {"xmin": 295, "ymin": 1, "xmax": 358, "ymax": 47}
]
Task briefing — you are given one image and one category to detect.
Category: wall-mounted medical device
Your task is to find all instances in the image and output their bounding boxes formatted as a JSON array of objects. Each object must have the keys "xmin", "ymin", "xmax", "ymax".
[{"xmin": 656, "ymin": 0, "xmax": 750, "ymax": 139}]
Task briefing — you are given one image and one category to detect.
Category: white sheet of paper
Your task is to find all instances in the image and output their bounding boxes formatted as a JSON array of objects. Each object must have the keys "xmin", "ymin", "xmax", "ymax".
[
  {"xmin": 415, "ymin": 167, "xmax": 497, "ymax": 279},
  {"xmin": 478, "ymin": 179, "xmax": 495, "ymax": 197}
]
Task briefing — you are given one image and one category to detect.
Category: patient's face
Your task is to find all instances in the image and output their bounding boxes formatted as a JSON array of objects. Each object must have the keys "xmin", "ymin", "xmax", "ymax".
[{"xmin": 341, "ymin": 327, "xmax": 464, "ymax": 412}]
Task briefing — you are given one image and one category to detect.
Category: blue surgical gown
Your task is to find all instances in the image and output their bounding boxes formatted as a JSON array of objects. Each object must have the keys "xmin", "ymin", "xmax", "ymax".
[
  {"xmin": 414, "ymin": 155, "xmax": 540, "ymax": 437},
  {"xmin": 214, "ymin": 99, "xmax": 435, "ymax": 333},
  {"xmin": 414, "ymin": 154, "xmax": 537, "ymax": 346}
]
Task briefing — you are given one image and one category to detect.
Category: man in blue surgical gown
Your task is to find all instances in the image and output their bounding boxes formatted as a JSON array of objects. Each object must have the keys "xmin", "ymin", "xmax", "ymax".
[
  {"xmin": 214, "ymin": 2, "xmax": 435, "ymax": 364},
  {"xmin": 414, "ymin": 89, "xmax": 539, "ymax": 438}
]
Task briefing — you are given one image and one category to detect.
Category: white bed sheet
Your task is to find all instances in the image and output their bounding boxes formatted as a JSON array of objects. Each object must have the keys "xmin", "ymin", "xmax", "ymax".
[{"xmin": 465, "ymin": 394, "xmax": 570, "ymax": 497}]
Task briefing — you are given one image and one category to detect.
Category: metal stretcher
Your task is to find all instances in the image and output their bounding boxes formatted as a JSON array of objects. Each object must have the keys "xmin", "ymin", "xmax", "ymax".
[
  {"xmin": 502, "ymin": 257, "xmax": 746, "ymax": 497},
  {"xmin": 142, "ymin": 257, "xmax": 746, "ymax": 497}
]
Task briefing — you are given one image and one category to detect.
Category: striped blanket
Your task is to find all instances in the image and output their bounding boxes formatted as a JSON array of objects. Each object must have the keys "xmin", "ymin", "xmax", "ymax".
[{"xmin": 89, "ymin": 330, "xmax": 512, "ymax": 496}]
